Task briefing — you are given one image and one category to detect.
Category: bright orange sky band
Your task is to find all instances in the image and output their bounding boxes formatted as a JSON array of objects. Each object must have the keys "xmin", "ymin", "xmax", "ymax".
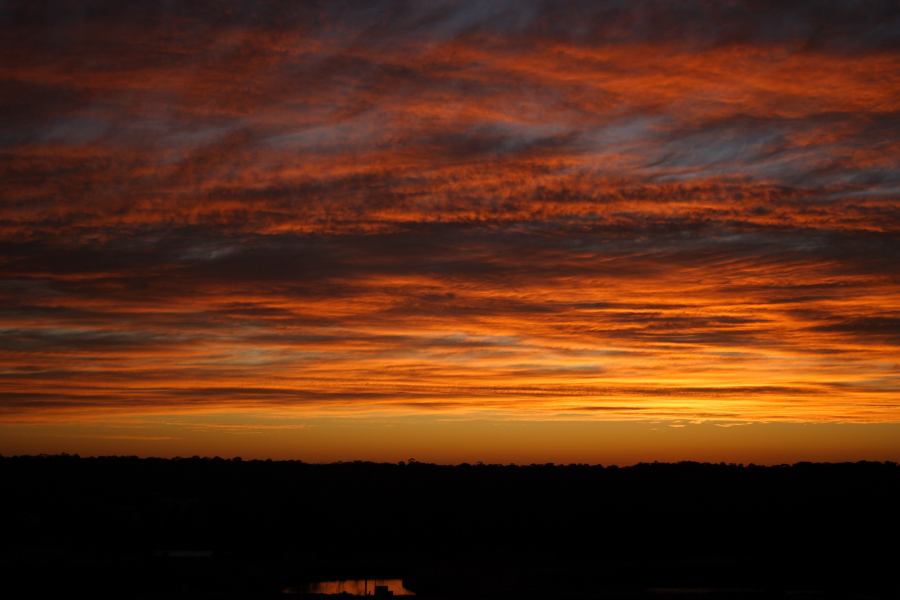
[{"xmin": 1, "ymin": 1, "xmax": 898, "ymax": 463}]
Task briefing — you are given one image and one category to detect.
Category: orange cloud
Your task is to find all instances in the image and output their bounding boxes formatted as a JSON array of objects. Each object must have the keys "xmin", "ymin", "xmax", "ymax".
[{"xmin": 0, "ymin": 1, "xmax": 898, "ymax": 460}]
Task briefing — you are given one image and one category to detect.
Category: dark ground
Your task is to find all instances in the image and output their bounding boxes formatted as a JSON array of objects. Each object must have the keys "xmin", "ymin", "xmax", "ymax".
[{"xmin": 1, "ymin": 456, "xmax": 898, "ymax": 599}]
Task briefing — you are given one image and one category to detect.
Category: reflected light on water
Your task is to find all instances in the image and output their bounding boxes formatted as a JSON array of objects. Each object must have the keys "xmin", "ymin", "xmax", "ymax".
[{"xmin": 292, "ymin": 579, "xmax": 414, "ymax": 596}]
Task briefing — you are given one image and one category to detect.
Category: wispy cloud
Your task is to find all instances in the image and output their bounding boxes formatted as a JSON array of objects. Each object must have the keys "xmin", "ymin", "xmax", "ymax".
[{"xmin": 0, "ymin": 1, "xmax": 898, "ymax": 426}]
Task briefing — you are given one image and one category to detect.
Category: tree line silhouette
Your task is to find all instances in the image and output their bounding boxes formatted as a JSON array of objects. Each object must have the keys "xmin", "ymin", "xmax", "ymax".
[{"xmin": 1, "ymin": 455, "xmax": 898, "ymax": 598}]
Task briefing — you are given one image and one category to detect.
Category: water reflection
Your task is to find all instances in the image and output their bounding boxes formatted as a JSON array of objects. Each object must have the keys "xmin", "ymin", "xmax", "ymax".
[{"xmin": 291, "ymin": 579, "xmax": 414, "ymax": 596}]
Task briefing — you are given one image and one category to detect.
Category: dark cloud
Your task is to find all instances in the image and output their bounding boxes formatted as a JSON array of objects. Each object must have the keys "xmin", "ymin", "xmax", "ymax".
[
  {"xmin": 810, "ymin": 316, "xmax": 900, "ymax": 345},
  {"xmin": 0, "ymin": 1, "xmax": 898, "ymax": 423}
]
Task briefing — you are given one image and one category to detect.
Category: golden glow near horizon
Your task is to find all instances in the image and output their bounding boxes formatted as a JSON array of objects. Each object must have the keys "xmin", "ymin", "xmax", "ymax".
[{"xmin": 1, "ymin": 2, "xmax": 898, "ymax": 461}]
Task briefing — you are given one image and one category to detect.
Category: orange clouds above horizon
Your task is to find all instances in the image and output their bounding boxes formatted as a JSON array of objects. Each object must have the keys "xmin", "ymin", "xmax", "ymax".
[{"xmin": 1, "ymin": 0, "xmax": 899, "ymax": 447}]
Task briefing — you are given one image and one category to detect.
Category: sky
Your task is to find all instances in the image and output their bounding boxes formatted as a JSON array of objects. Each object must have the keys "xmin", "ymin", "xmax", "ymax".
[{"xmin": 1, "ymin": 1, "xmax": 899, "ymax": 463}]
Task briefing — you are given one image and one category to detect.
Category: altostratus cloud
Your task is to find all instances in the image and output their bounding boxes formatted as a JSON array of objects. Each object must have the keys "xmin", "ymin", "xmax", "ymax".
[{"xmin": 0, "ymin": 1, "xmax": 898, "ymax": 423}]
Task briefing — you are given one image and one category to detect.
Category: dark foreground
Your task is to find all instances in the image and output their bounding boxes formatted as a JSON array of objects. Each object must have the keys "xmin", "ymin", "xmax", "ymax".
[{"xmin": 2, "ymin": 456, "xmax": 898, "ymax": 599}]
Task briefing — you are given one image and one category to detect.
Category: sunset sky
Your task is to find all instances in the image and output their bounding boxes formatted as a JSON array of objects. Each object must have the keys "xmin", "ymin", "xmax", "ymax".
[{"xmin": 1, "ymin": 1, "xmax": 899, "ymax": 463}]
